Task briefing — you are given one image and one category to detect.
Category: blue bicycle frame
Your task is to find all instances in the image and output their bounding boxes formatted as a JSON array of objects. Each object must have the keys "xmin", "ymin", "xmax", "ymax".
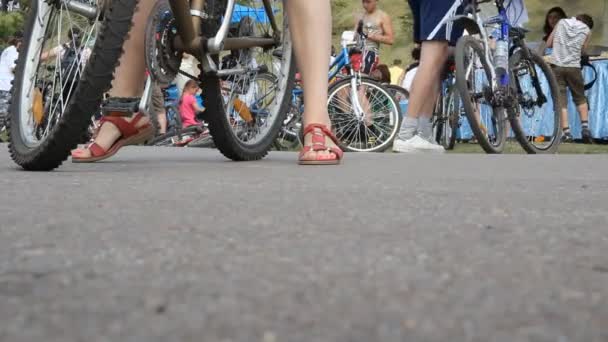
[
  {"xmin": 328, "ymin": 46, "xmax": 351, "ymax": 81},
  {"xmin": 489, "ymin": 0, "xmax": 511, "ymax": 87}
]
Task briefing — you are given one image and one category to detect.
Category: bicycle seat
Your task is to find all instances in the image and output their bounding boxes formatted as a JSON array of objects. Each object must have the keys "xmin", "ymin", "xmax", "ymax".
[{"xmin": 509, "ymin": 27, "xmax": 529, "ymax": 39}]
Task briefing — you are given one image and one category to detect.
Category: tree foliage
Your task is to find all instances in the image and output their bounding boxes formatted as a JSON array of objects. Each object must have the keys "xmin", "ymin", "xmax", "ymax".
[{"xmin": 0, "ymin": 11, "xmax": 25, "ymax": 49}]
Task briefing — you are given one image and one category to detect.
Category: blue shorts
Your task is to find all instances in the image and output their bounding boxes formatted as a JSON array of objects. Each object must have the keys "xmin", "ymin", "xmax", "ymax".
[{"xmin": 408, "ymin": 0, "xmax": 464, "ymax": 45}]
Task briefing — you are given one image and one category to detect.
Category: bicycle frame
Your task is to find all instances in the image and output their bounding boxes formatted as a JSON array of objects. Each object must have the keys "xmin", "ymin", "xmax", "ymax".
[
  {"xmin": 163, "ymin": 0, "xmax": 281, "ymax": 76},
  {"xmin": 329, "ymin": 37, "xmax": 368, "ymax": 118}
]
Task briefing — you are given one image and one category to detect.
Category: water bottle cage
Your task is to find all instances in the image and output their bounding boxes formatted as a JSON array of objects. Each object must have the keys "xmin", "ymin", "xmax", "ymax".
[{"xmin": 101, "ymin": 97, "xmax": 140, "ymax": 116}]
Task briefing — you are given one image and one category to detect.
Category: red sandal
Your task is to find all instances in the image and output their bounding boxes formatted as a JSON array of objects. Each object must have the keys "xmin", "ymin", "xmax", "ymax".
[
  {"xmin": 71, "ymin": 113, "xmax": 154, "ymax": 163},
  {"xmin": 298, "ymin": 123, "xmax": 343, "ymax": 165}
]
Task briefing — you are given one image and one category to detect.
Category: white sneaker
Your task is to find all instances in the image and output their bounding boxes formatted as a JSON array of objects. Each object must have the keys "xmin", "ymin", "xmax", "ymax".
[{"xmin": 393, "ymin": 135, "xmax": 445, "ymax": 153}]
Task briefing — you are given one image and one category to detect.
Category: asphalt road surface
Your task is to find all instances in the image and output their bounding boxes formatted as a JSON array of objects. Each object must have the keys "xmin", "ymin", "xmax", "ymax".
[{"xmin": 1, "ymin": 146, "xmax": 607, "ymax": 342}]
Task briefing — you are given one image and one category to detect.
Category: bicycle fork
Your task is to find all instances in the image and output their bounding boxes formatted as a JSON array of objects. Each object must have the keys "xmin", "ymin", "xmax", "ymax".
[{"xmin": 349, "ymin": 75, "xmax": 366, "ymax": 120}]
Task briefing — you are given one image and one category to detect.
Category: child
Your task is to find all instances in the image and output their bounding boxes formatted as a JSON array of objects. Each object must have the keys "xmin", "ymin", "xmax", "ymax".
[
  {"xmin": 547, "ymin": 14, "xmax": 594, "ymax": 143},
  {"xmin": 179, "ymin": 80, "xmax": 205, "ymax": 129}
]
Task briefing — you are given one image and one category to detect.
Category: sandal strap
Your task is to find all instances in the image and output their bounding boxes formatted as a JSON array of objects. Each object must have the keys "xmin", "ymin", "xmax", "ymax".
[
  {"xmin": 300, "ymin": 123, "xmax": 344, "ymax": 161},
  {"xmin": 102, "ymin": 97, "xmax": 140, "ymax": 116},
  {"xmin": 100, "ymin": 113, "xmax": 145, "ymax": 139},
  {"xmin": 302, "ymin": 123, "xmax": 341, "ymax": 147},
  {"xmin": 88, "ymin": 142, "xmax": 107, "ymax": 157}
]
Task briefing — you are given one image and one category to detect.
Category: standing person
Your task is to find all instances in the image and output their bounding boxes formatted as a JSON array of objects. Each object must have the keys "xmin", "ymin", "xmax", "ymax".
[
  {"xmin": 352, "ymin": 0, "xmax": 394, "ymax": 75},
  {"xmin": 536, "ymin": 7, "xmax": 567, "ymax": 56},
  {"xmin": 72, "ymin": 0, "xmax": 342, "ymax": 165},
  {"xmin": 388, "ymin": 59, "xmax": 403, "ymax": 86},
  {"xmin": 0, "ymin": 32, "xmax": 22, "ymax": 131},
  {"xmin": 547, "ymin": 14, "xmax": 594, "ymax": 143},
  {"xmin": 393, "ymin": 0, "xmax": 464, "ymax": 153}
]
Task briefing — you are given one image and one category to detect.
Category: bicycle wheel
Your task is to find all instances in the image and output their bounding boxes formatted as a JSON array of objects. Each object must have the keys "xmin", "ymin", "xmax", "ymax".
[
  {"xmin": 274, "ymin": 100, "xmax": 302, "ymax": 151},
  {"xmin": 508, "ymin": 49, "xmax": 561, "ymax": 154},
  {"xmin": 328, "ymin": 77, "xmax": 401, "ymax": 152},
  {"xmin": 455, "ymin": 36, "xmax": 507, "ymax": 154},
  {"xmin": 9, "ymin": 0, "xmax": 138, "ymax": 170},
  {"xmin": 434, "ymin": 83, "xmax": 460, "ymax": 150},
  {"xmin": 201, "ymin": 0, "xmax": 295, "ymax": 161}
]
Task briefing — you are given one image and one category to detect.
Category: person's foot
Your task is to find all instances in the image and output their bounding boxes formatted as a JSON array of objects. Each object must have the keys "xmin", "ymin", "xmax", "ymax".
[
  {"xmin": 581, "ymin": 128, "xmax": 593, "ymax": 144},
  {"xmin": 300, "ymin": 125, "xmax": 341, "ymax": 162},
  {"xmin": 393, "ymin": 135, "xmax": 445, "ymax": 153},
  {"xmin": 561, "ymin": 132, "xmax": 573, "ymax": 143},
  {"xmin": 71, "ymin": 114, "xmax": 151, "ymax": 159}
]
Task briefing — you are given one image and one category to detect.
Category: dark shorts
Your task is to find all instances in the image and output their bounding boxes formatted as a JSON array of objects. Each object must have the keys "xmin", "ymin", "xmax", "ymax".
[
  {"xmin": 552, "ymin": 65, "xmax": 587, "ymax": 108},
  {"xmin": 408, "ymin": 0, "xmax": 464, "ymax": 45}
]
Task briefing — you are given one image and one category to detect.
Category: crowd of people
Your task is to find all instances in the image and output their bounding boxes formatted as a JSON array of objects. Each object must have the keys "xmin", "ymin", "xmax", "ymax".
[{"xmin": 0, "ymin": 0, "xmax": 601, "ymax": 163}]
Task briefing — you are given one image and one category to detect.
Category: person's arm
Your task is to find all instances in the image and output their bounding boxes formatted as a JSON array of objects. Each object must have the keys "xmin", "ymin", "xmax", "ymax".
[
  {"xmin": 582, "ymin": 32, "xmax": 592, "ymax": 53},
  {"xmin": 193, "ymin": 102, "xmax": 206, "ymax": 113},
  {"xmin": 368, "ymin": 13, "xmax": 394, "ymax": 45},
  {"xmin": 40, "ymin": 46, "xmax": 59, "ymax": 62},
  {"xmin": 546, "ymin": 23, "xmax": 560, "ymax": 48}
]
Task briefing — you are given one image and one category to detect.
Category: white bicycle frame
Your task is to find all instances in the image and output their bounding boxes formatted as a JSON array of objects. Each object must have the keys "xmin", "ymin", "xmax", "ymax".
[{"xmin": 429, "ymin": 0, "xmax": 498, "ymax": 88}]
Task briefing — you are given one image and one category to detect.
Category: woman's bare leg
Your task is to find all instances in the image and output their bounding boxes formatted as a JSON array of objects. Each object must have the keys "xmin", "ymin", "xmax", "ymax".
[
  {"xmin": 285, "ymin": 0, "xmax": 337, "ymax": 160},
  {"xmin": 72, "ymin": 1, "xmax": 155, "ymax": 158}
]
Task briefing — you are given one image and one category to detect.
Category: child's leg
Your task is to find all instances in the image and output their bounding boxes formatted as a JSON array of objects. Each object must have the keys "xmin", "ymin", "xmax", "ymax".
[
  {"xmin": 578, "ymin": 103, "xmax": 589, "ymax": 123},
  {"xmin": 566, "ymin": 67, "xmax": 591, "ymax": 141},
  {"xmin": 72, "ymin": 1, "xmax": 155, "ymax": 158},
  {"xmin": 552, "ymin": 67, "xmax": 571, "ymax": 136}
]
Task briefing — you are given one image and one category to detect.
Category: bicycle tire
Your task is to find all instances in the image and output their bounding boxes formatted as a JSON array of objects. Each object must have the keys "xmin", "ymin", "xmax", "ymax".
[
  {"xmin": 9, "ymin": 0, "xmax": 139, "ymax": 170},
  {"xmin": 436, "ymin": 84, "xmax": 459, "ymax": 150},
  {"xmin": 200, "ymin": 0, "xmax": 295, "ymax": 161},
  {"xmin": 455, "ymin": 35, "xmax": 507, "ymax": 154},
  {"xmin": 508, "ymin": 49, "xmax": 561, "ymax": 154},
  {"xmin": 328, "ymin": 77, "xmax": 402, "ymax": 153},
  {"xmin": 385, "ymin": 84, "xmax": 410, "ymax": 101}
]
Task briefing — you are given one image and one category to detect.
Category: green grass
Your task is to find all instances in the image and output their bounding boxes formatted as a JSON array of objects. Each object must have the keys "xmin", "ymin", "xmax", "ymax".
[{"xmin": 450, "ymin": 141, "xmax": 608, "ymax": 154}]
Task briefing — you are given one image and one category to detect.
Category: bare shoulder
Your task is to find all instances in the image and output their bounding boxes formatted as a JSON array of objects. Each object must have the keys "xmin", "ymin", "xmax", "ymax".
[{"xmin": 378, "ymin": 10, "xmax": 392, "ymax": 23}]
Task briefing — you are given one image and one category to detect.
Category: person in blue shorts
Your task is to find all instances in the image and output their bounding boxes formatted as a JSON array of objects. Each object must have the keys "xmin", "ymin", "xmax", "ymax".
[{"xmin": 393, "ymin": 0, "xmax": 464, "ymax": 153}]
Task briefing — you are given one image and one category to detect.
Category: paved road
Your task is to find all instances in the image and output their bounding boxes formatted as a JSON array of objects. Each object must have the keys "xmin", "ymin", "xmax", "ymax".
[{"xmin": 1, "ymin": 146, "xmax": 607, "ymax": 342}]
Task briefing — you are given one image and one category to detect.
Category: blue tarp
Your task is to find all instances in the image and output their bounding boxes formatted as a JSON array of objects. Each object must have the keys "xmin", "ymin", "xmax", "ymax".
[
  {"xmin": 458, "ymin": 59, "xmax": 608, "ymax": 139},
  {"xmin": 399, "ymin": 59, "xmax": 608, "ymax": 140},
  {"xmin": 230, "ymin": 4, "xmax": 272, "ymax": 24}
]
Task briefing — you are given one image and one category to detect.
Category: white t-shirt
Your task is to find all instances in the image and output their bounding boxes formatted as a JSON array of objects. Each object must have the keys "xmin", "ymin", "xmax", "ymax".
[
  {"xmin": 401, "ymin": 67, "xmax": 418, "ymax": 93},
  {"xmin": 0, "ymin": 45, "xmax": 19, "ymax": 91},
  {"xmin": 550, "ymin": 18, "xmax": 590, "ymax": 68}
]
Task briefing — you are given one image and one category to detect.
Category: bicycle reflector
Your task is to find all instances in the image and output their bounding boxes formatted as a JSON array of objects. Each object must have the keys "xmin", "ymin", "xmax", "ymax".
[
  {"xmin": 233, "ymin": 98, "xmax": 253, "ymax": 123},
  {"xmin": 32, "ymin": 88, "xmax": 44, "ymax": 125}
]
